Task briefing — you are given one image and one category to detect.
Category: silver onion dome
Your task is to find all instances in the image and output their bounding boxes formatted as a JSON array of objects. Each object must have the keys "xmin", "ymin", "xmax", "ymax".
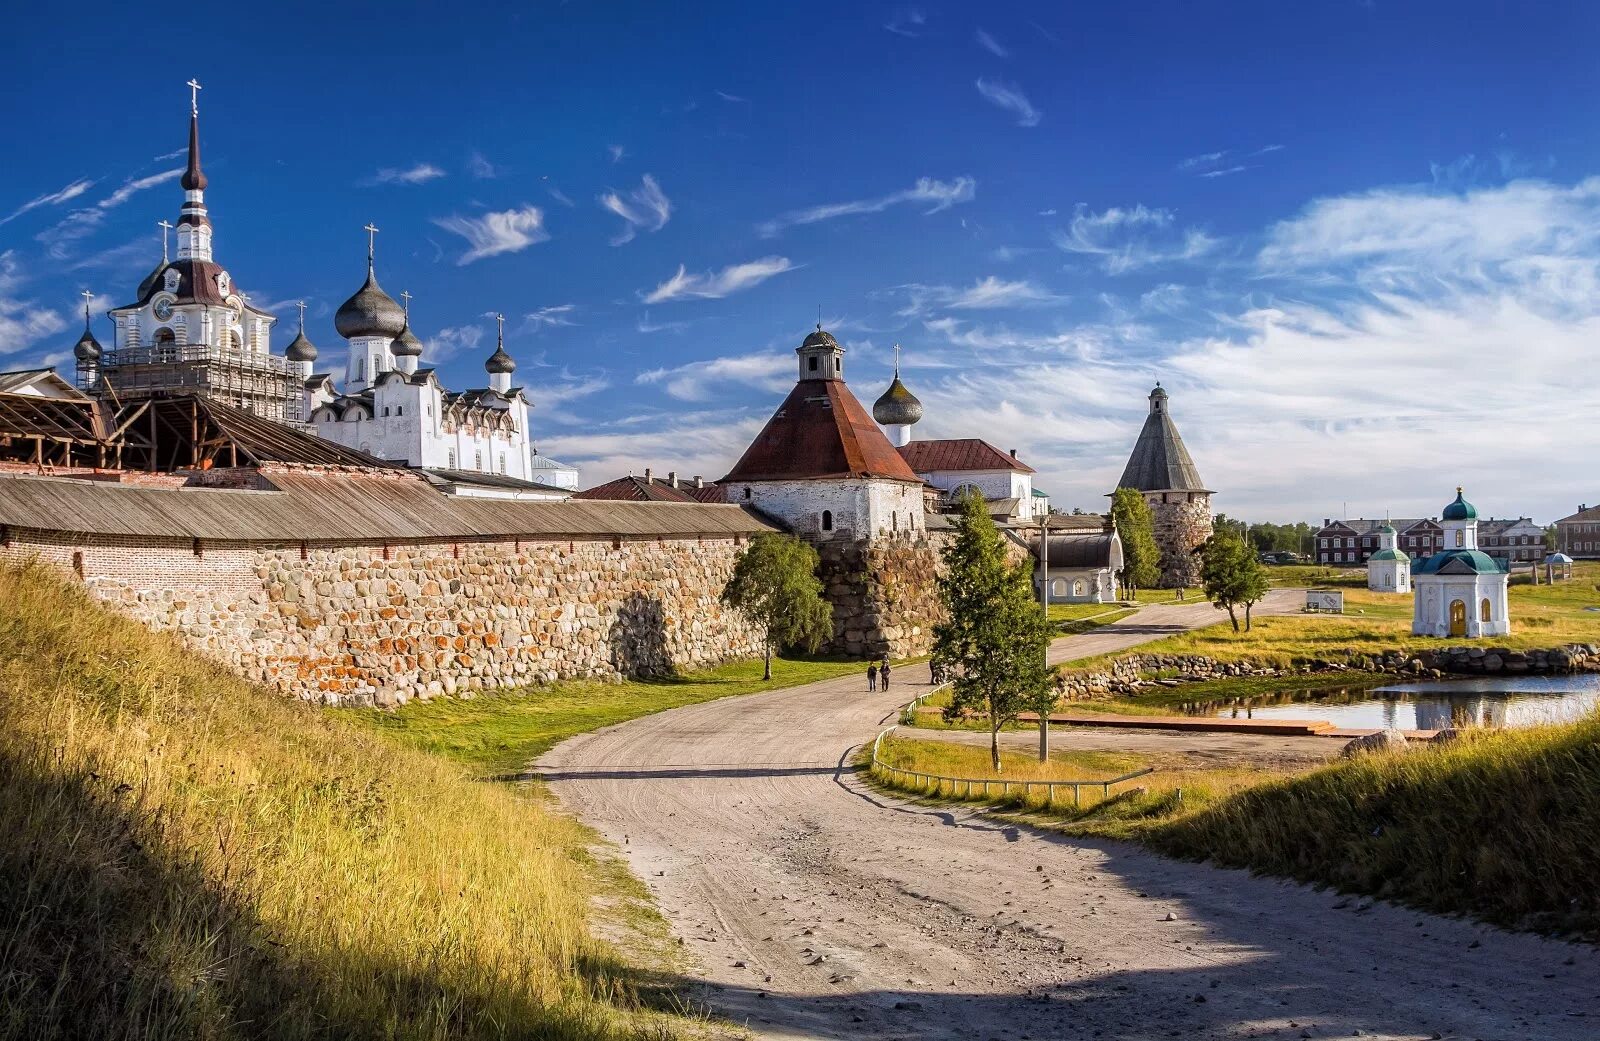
[
  {"xmin": 873, "ymin": 374, "xmax": 923, "ymax": 427},
  {"xmin": 334, "ymin": 270, "xmax": 406, "ymax": 339}
]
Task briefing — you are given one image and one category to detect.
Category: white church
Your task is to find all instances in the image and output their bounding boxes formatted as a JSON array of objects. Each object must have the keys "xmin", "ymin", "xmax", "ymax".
[
  {"xmin": 1411, "ymin": 488, "xmax": 1510, "ymax": 638},
  {"xmin": 1366, "ymin": 523, "xmax": 1411, "ymax": 593}
]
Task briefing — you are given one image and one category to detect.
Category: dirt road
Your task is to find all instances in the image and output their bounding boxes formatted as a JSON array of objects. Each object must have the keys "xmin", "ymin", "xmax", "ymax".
[{"xmin": 540, "ymin": 595, "xmax": 1598, "ymax": 1040}]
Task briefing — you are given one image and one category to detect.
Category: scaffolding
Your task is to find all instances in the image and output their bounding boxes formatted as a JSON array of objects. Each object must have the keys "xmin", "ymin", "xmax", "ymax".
[{"xmin": 92, "ymin": 343, "xmax": 304, "ymax": 423}]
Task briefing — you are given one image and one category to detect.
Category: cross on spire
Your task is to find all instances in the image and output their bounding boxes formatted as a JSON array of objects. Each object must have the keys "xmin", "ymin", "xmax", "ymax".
[
  {"xmin": 80, "ymin": 288, "xmax": 93, "ymax": 326},
  {"xmin": 892, "ymin": 342, "xmax": 902, "ymax": 377},
  {"xmin": 186, "ymin": 79, "xmax": 202, "ymax": 116},
  {"xmin": 363, "ymin": 223, "xmax": 379, "ymax": 269},
  {"xmin": 158, "ymin": 220, "xmax": 172, "ymax": 262},
  {"xmin": 295, "ymin": 300, "xmax": 307, "ymax": 333},
  {"xmin": 494, "ymin": 312, "xmax": 505, "ymax": 345},
  {"xmin": 400, "ymin": 290, "xmax": 412, "ymax": 318}
]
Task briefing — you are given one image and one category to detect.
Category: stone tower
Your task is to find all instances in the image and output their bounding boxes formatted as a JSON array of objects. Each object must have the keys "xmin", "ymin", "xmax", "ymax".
[{"xmin": 1114, "ymin": 383, "xmax": 1213, "ymax": 587}]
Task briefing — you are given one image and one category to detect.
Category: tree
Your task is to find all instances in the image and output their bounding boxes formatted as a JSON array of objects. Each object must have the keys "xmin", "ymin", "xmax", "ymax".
[
  {"xmin": 722, "ymin": 532, "xmax": 833, "ymax": 680},
  {"xmin": 1199, "ymin": 529, "xmax": 1272, "ymax": 632},
  {"xmin": 1110, "ymin": 488, "xmax": 1160, "ymax": 597},
  {"xmin": 933, "ymin": 493, "xmax": 1056, "ymax": 770}
]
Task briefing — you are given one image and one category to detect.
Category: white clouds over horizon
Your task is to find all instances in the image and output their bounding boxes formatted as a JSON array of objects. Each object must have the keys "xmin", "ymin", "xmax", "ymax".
[
  {"xmin": 36, "ymin": 169, "xmax": 180, "ymax": 259},
  {"xmin": 642, "ymin": 256, "xmax": 794, "ymax": 303},
  {"xmin": 599, "ymin": 174, "xmax": 672, "ymax": 245},
  {"xmin": 1053, "ymin": 203, "xmax": 1217, "ymax": 274},
  {"xmin": 366, "ymin": 163, "xmax": 446, "ymax": 186},
  {"xmin": 433, "ymin": 205, "xmax": 549, "ymax": 264},
  {"xmin": 975, "ymin": 78, "xmax": 1041, "ymax": 127},
  {"xmin": 2, "ymin": 178, "xmax": 95, "ymax": 226},
  {"xmin": 758, "ymin": 176, "xmax": 975, "ymax": 237}
]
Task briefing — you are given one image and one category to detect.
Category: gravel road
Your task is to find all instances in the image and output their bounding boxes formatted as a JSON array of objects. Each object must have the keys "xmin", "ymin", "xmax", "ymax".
[{"xmin": 539, "ymin": 595, "xmax": 1598, "ymax": 1040}]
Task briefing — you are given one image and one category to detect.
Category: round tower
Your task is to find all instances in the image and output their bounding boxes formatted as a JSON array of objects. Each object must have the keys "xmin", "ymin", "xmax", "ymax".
[{"xmin": 1112, "ymin": 382, "xmax": 1213, "ymax": 587}]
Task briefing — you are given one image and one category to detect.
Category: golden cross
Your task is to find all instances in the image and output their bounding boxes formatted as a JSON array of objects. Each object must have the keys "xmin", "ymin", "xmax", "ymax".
[{"xmin": 186, "ymin": 79, "xmax": 202, "ymax": 116}]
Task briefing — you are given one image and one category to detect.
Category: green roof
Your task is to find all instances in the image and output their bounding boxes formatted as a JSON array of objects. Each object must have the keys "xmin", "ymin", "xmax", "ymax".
[
  {"xmin": 1368, "ymin": 548, "xmax": 1408, "ymax": 562},
  {"xmin": 1413, "ymin": 549, "xmax": 1504, "ymax": 575},
  {"xmin": 1441, "ymin": 488, "xmax": 1477, "ymax": 521}
]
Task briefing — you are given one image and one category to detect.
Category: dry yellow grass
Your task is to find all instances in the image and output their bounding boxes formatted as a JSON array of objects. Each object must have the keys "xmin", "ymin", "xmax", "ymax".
[{"xmin": 0, "ymin": 560, "xmax": 685, "ymax": 1041}]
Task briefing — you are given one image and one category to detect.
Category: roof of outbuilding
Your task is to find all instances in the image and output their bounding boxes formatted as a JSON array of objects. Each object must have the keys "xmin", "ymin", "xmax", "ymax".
[
  {"xmin": 1038, "ymin": 531, "xmax": 1120, "ymax": 569},
  {"xmin": 1557, "ymin": 504, "xmax": 1600, "ymax": 525},
  {"xmin": 572, "ymin": 476, "xmax": 702, "ymax": 503},
  {"xmin": 898, "ymin": 438, "xmax": 1035, "ymax": 475},
  {"xmin": 1413, "ymin": 549, "xmax": 1506, "ymax": 576},
  {"xmin": 722, "ymin": 378, "xmax": 921, "ymax": 484},
  {"xmin": 0, "ymin": 468, "xmax": 774, "ymax": 541}
]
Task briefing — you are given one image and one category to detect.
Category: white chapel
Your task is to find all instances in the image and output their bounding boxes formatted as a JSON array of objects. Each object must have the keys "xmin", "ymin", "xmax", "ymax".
[{"xmin": 1411, "ymin": 488, "xmax": 1510, "ymax": 638}]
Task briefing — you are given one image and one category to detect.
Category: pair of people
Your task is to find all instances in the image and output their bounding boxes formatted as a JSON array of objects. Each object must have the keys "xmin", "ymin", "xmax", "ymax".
[{"xmin": 866, "ymin": 658, "xmax": 892, "ymax": 692}]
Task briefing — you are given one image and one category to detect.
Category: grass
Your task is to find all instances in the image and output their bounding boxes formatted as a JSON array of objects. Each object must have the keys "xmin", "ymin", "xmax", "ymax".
[
  {"xmin": 1073, "ymin": 562, "xmax": 1600, "ymax": 670},
  {"xmin": 1050, "ymin": 605, "xmax": 1138, "ymax": 635},
  {"xmin": 869, "ymin": 733, "xmax": 1289, "ymax": 840},
  {"xmin": 1264, "ymin": 564, "xmax": 1368, "ymax": 589},
  {"xmin": 1153, "ymin": 714, "xmax": 1600, "ymax": 938},
  {"xmin": 1064, "ymin": 673, "xmax": 1393, "ymax": 716},
  {"xmin": 1047, "ymin": 602, "xmax": 1129, "ymax": 622},
  {"xmin": 0, "ymin": 559, "xmax": 691, "ymax": 1041},
  {"xmin": 345, "ymin": 655, "xmax": 869, "ymax": 776}
]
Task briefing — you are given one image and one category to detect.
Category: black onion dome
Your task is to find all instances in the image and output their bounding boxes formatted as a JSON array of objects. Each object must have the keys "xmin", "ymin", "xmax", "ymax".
[
  {"xmin": 334, "ymin": 270, "xmax": 407, "ymax": 339},
  {"xmin": 284, "ymin": 329, "xmax": 318, "ymax": 363},
  {"xmin": 73, "ymin": 326, "xmax": 102, "ymax": 362},
  {"xmin": 137, "ymin": 260, "xmax": 168, "ymax": 301},
  {"xmin": 485, "ymin": 343, "xmax": 516, "ymax": 374},
  {"xmin": 390, "ymin": 322, "xmax": 424, "ymax": 358},
  {"xmin": 873, "ymin": 375, "xmax": 924, "ymax": 426},
  {"xmin": 801, "ymin": 328, "xmax": 839, "ymax": 350}
]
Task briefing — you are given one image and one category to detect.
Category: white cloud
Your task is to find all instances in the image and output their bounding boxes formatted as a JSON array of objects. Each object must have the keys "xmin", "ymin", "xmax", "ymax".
[
  {"xmin": 1177, "ymin": 145, "xmax": 1283, "ymax": 178},
  {"xmin": 366, "ymin": 163, "xmax": 446, "ymax": 186},
  {"xmin": 758, "ymin": 176, "xmax": 975, "ymax": 236},
  {"xmin": 1052, "ymin": 203, "xmax": 1217, "ymax": 274},
  {"xmin": 426, "ymin": 323, "xmax": 484, "ymax": 363},
  {"xmin": 889, "ymin": 276, "xmax": 1065, "ymax": 317},
  {"xmin": 975, "ymin": 78, "xmax": 1041, "ymax": 127},
  {"xmin": 975, "ymin": 29, "xmax": 1009, "ymax": 57},
  {"xmin": 599, "ymin": 174, "xmax": 672, "ymax": 245},
  {"xmin": 636, "ymin": 351, "xmax": 793, "ymax": 402},
  {"xmin": 467, "ymin": 151, "xmax": 500, "ymax": 179},
  {"xmin": 0, "ymin": 251, "xmax": 69, "ymax": 354},
  {"xmin": 608, "ymin": 144, "xmax": 626, "ymax": 164},
  {"xmin": 432, "ymin": 205, "xmax": 550, "ymax": 265},
  {"xmin": 641, "ymin": 256, "xmax": 794, "ymax": 304},
  {"xmin": 36, "ymin": 169, "xmax": 180, "ymax": 259},
  {"xmin": 884, "ymin": 8, "xmax": 926, "ymax": 37},
  {"xmin": 2, "ymin": 178, "xmax": 95, "ymax": 226},
  {"xmin": 542, "ymin": 410, "xmax": 768, "ymax": 488},
  {"xmin": 522, "ymin": 304, "xmax": 577, "ymax": 332},
  {"xmin": 715, "ymin": 90, "xmax": 749, "ymax": 104}
]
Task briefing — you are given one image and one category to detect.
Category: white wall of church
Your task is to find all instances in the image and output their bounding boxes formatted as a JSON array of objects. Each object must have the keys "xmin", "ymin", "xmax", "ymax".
[
  {"xmin": 1412, "ymin": 576, "xmax": 1510, "ymax": 638},
  {"xmin": 917, "ymin": 468, "xmax": 1037, "ymax": 517},
  {"xmin": 733, "ymin": 479, "xmax": 924, "ymax": 540}
]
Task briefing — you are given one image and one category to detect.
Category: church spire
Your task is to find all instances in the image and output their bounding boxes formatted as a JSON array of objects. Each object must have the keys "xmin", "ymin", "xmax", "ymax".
[{"xmin": 174, "ymin": 79, "xmax": 213, "ymax": 262}]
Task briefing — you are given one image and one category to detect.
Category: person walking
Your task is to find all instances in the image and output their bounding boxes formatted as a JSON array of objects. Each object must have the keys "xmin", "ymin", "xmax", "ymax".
[
  {"xmin": 880, "ymin": 658, "xmax": 892, "ymax": 691},
  {"xmin": 867, "ymin": 661, "xmax": 879, "ymax": 692}
]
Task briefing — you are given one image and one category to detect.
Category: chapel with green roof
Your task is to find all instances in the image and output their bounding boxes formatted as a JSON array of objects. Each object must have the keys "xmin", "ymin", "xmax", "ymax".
[{"xmin": 1410, "ymin": 488, "xmax": 1511, "ymax": 638}]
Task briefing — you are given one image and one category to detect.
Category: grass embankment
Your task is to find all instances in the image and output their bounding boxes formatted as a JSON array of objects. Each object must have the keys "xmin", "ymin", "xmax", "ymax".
[
  {"xmin": 1154, "ymin": 716, "xmax": 1600, "ymax": 937},
  {"xmin": 1075, "ymin": 563, "xmax": 1600, "ymax": 670},
  {"xmin": 0, "ymin": 561, "xmax": 685, "ymax": 1041},
  {"xmin": 1063, "ymin": 672, "xmax": 1393, "ymax": 716},
  {"xmin": 1046, "ymin": 603, "xmax": 1138, "ymax": 635},
  {"xmin": 870, "ymin": 734, "xmax": 1287, "ymax": 840},
  {"xmin": 349, "ymin": 656, "xmax": 867, "ymax": 776}
]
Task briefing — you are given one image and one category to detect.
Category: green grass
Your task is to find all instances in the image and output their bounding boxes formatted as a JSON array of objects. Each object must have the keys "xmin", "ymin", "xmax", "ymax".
[
  {"xmin": 1047, "ymin": 602, "xmax": 1129, "ymax": 622},
  {"xmin": 1051, "ymin": 606, "xmax": 1138, "ymax": 635},
  {"xmin": 1065, "ymin": 672, "xmax": 1392, "ymax": 716},
  {"xmin": 345, "ymin": 655, "xmax": 868, "ymax": 776},
  {"xmin": 0, "ymin": 559, "xmax": 687, "ymax": 1041},
  {"xmin": 1265, "ymin": 564, "xmax": 1368, "ymax": 588},
  {"xmin": 1153, "ymin": 714, "xmax": 1600, "ymax": 937}
]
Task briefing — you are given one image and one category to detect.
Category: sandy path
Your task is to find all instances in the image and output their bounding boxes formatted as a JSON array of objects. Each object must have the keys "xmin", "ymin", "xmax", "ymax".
[{"xmin": 539, "ymin": 592, "xmax": 1599, "ymax": 1040}]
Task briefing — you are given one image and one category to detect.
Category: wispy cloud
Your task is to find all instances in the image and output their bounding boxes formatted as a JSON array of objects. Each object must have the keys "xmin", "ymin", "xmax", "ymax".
[
  {"xmin": 637, "ymin": 312, "xmax": 693, "ymax": 335},
  {"xmin": 0, "ymin": 251, "xmax": 69, "ymax": 354},
  {"xmin": 599, "ymin": 174, "xmax": 672, "ymax": 245},
  {"xmin": 522, "ymin": 304, "xmax": 577, "ymax": 332},
  {"xmin": 2, "ymin": 178, "xmax": 95, "ymax": 226},
  {"xmin": 467, "ymin": 151, "xmax": 500, "ymax": 179},
  {"xmin": 888, "ymin": 276, "xmax": 1065, "ymax": 317},
  {"xmin": 641, "ymin": 256, "xmax": 794, "ymax": 304},
  {"xmin": 1177, "ymin": 145, "xmax": 1283, "ymax": 178},
  {"xmin": 975, "ymin": 28, "xmax": 1009, "ymax": 57},
  {"xmin": 426, "ymin": 323, "xmax": 484, "ymax": 363},
  {"xmin": 636, "ymin": 351, "xmax": 792, "ymax": 402},
  {"xmin": 758, "ymin": 176, "xmax": 975, "ymax": 237},
  {"xmin": 432, "ymin": 205, "xmax": 550, "ymax": 265},
  {"xmin": 975, "ymin": 78, "xmax": 1041, "ymax": 127},
  {"xmin": 36, "ymin": 169, "xmax": 180, "ymax": 259},
  {"xmin": 608, "ymin": 144, "xmax": 626, "ymax": 164},
  {"xmin": 884, "ymin": 8, "xmax": 926, "ymax": 37},
  {"xmin": 546, "ymin": 185, "xmax": 575, "ymax": 208},
  {"xmin": 1052, "ymin": 203, "xmax": 1217, "ymax": 274},
  {"xmin": 365, "ymin": 162, "xmax": 446, "ymax": 186},
  {"xmin": 715, "ymin": 90, "xmax": 749, "ymax": 104}
]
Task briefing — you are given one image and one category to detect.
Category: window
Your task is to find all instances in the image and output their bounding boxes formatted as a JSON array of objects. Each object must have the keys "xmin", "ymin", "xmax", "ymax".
[
  {"xmin": 1481, "ymin": 598, "xmax": 1492, "ymax": 622},
  {"xmin": 396, "ymin": 406, "xmax": 403, "ymax": 416},
  {"xmin": 808, "ymin": 356, "xmax": 818, "ymax": 372},
  {"xmin": 475, "ymin": 450, "xmax": 483, "ymax": 471},
  {"xmin": 1051, "ymin": 579, "xmax": 1067, "ymax": 597},
  {"xmin": 833, "ymin": 358, "xmax": 840, "ymax": 373},
  {"xmin": 356, "ymin": 358, "xmax": 364, "ymax": 381},
  {"xmin": 821, "ymin": 510, "xmax": 833, "ymax": 532},
  {"xmin": 1455, "ymin": 529, "xmax": 1465, "ymax": 548},
  {"xmin": 499, "ymin": 453, "xmax": 507, "ymax": 474},
  {"xmin": 1072, "ymin": 579, "xmax": 1087, "ymax": 597},
  {"xmin": 382, "ymin": 406, "xmax": 390, "ymax": 417},
  {"xmin": 743, "ymin": 487, "xmax": 752, "ymax": 500},
  {"xmin": 447, "ymin": 448, "xmax": 456, "ymax": 469}
]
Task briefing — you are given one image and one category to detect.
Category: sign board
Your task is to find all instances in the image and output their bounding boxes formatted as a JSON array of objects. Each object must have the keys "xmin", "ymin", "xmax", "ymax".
[{"xmin": 1305, "ymin": 589, "xmax": 1344, "ymax": 613}]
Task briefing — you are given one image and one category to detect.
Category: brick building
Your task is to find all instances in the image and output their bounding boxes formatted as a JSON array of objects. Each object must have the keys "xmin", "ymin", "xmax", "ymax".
[
  {"xmin": 1314, "ymin": 518, "xmax": 1444, "ymax": 565},
  {"xmin": 1555, "ymin": 504, "xmax": 1600, "ymax": 559}
]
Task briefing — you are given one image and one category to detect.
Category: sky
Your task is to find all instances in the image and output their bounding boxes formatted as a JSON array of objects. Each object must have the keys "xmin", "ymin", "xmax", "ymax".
[{"xmin": 1, "ymin": 1, "xmax": 1598, "ymax": 523}]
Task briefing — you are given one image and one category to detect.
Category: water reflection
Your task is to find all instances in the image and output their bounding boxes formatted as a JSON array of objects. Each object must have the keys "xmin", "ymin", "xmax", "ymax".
[{"xmin": 1191, "ymin": 673, "xmax": 1600, "ymax": 731}]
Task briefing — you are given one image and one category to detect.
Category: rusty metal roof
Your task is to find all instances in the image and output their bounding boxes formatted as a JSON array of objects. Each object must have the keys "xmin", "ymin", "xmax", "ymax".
[
  {"xmin": 898, "ymin": 438, "xmax": 1035, "ymax": 475},
  {"xmin": 573, "ymin": 475, "xmax": 701, "ymax": 503},
  {"xmin": 0, "ymin": 468, "xmax": 776, "ymax": 541},
  {"xmin": 721, "ymin": 379, "xmax": 921, "ymax": 484}
]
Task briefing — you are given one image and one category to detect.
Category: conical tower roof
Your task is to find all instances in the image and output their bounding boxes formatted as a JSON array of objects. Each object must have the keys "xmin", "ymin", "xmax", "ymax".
[{"xmin": 1115, "ymin": 383, "xmax": 1209, "ymax": 492}]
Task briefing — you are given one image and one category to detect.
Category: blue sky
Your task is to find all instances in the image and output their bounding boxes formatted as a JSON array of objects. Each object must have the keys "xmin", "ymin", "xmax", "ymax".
[{"xmin": 2, "ymin": 1, "xmax": 1598, "ymax": 522}]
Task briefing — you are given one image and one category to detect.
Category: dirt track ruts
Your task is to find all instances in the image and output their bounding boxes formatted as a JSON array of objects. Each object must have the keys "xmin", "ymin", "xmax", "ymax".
[{"xmin": 540, "ymin": 593, "xmax": 1599, "ymax": 1040}]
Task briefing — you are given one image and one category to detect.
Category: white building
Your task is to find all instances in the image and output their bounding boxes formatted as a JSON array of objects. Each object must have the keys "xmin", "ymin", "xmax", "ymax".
[
  {"xmin": 1036, "ymin": 524, "xmax": 1123, "ymax": 603},
  {"xmin": 720, "ymin": 327, "xmax": 925, "ymax": 540},
  {"xmin": 305, "ymin": 261, "xmax": 577, "ymax": 497},
  {"xmin": 1366, "ymin": 523, "xmax": 1412, "ymax": 593},
  {"xmin": 1411, "ymin": 488, "xmax": 1510, "ymax": 638}
]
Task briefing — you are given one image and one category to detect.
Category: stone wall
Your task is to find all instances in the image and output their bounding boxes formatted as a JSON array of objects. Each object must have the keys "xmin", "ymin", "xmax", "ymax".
[
  {"xmin": 1147, "ymin": 491, "xmax": 1212, "ymax": 587},
  {"xmin": 816, "ymin": 533, "xmax": 943, "ymax": 659},
  {"xmin": 2, "ymin": 528, "xmax": 763, "ymax": 707}
]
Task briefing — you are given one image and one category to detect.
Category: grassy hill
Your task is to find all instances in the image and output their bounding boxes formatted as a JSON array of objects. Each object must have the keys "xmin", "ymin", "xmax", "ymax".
[
  {"xmin": 1153, "ymin": 717, "xmax": 1600, "ymax": 938},
  {"xmin": 0, "ymin": 560, "xmax": 681, "ymax": 1041}
]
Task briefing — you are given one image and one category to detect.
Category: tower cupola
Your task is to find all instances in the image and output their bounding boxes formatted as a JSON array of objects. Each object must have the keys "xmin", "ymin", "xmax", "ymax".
[
  {"xmin": 872, "ymin": 344, "xmax": 923, "ymax": 448},
  {"xmin": 485, "ymin": 312, "xmax": 515, "ymax": 393},
  {"xmin": 174, "ymin": 80, "xmax": 213, "ymax": 262},
  {"xmin": 797, "ymin": 324, "xmax": 844, "ymax": 381}
]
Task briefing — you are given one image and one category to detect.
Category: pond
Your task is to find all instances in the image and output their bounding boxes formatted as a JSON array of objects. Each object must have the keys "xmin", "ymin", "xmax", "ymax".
[{"xmin": 1192, "ymin": 673, "xmax": 1600, "ymax": 731}]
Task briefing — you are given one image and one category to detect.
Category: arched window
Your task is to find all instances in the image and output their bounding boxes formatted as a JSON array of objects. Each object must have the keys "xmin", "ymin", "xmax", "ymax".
[
  {"xmin": 1455, "ymin": 529, "xmax": 1465, "ymax": 548},
  {"xmin": 1073, "ymin": 579, "xmax": 1087, "ymax": 597},
  {"xmin": 1481, "ymin": 598, "xmax": 1492, "ymax": 622},
  {"xmin": 1050, "ymin": 579, "xmax": 1067, "ymax": 597},
  {"xmin": 821, "ymin": 510, "xmax": 833, "ymax": 532}
]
